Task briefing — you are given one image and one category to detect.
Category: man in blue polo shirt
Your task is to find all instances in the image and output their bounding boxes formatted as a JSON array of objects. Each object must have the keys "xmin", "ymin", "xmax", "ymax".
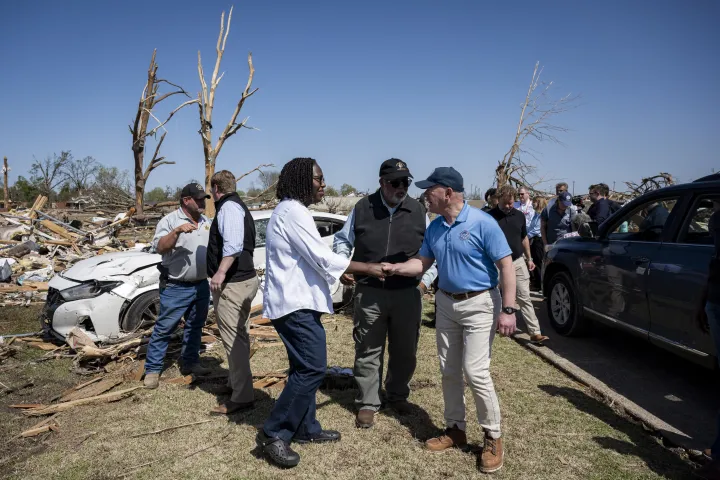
[{"xmin": 382, "ymin": 167, "xmax": 517, "ymax": 474}]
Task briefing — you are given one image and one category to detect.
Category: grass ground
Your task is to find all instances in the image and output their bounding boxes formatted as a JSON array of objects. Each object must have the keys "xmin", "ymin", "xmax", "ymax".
[{"xmin": 0, "ymin": 301, "xmax": 697, "ymax": 479}]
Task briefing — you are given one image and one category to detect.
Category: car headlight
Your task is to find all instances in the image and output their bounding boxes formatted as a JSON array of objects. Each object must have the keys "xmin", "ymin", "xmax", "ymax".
[{"xmin": 60, "ymin": 281, "xmax": 123, "ymax": 301}]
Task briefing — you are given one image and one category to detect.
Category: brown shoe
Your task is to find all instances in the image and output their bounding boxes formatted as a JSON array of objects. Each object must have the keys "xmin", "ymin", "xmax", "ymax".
[
  {"xmin": 529, "ymin": 334, "xmax": 549, "ymax": 344},
  {"xmin": 356, "ymin": 409, "xmax": 376, "ymax": 428},
  {"xmin": 143, "ymin": 373, "xmax": 160, "ymax": 389},
  {"xmin": 480, "ymin": 434, "xmax": 504, "ymax": 473},
  {"xmin": 426, "ymin": 426, "xmax": 467, "ymax": 452},
  {"xmin": 209, "ymin": 400, "xmax": 254, "ymax": 416}
]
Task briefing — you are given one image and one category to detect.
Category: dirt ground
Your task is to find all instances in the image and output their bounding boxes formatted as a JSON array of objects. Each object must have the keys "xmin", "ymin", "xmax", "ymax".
[{"xmin": 0, "ymin": 302, "xmax": 699, "ymax": 479}]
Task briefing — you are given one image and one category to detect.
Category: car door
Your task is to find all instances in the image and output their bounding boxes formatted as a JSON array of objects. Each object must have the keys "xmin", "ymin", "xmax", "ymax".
[
  {"xmin": 647, "ymin": 193, "xmax": 718, "ymax": 365},
  {"xmin": 585, "ymin": 196, "xmax": 679, "ymax": 337}
]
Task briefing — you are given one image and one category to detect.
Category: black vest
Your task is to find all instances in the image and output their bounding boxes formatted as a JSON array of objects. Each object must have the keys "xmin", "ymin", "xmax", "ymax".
[
  {"xmin": 351, "ymin": 191, "xmax": 426, "ymax": 289},
  {"xmin": 207, "ymin": 193, "xmax": 256, "ymax": 283}
]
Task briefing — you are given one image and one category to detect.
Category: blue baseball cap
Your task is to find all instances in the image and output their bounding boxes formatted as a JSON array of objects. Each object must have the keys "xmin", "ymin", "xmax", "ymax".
[
  {"xmin": 415, "ymin": 167, "xmax": 464, "ymax": 192},
  {"xmin": 558, "ymin": 191, "xmax": 573, "ymax": 207}
]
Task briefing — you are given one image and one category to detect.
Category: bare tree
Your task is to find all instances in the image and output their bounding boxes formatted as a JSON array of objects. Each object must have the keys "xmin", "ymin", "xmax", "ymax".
[
  {"xmin": 619, "ymin": 172, "xmax": 675, "ymax": 200},
  {"xmin": 64, "ymin": 155, "xmax": 100, "ymax": 194},
  {"xmin": 3, "ymin": 157, "xmax": 9, "ymax": 207},
  {"xmin": 495, "ymin": 62, "xmax": 578, "ymax": 194},
  {"xmin": 30, "ymin": 151, "xmax": 72, "ymax": 197},
  {"xmin": 130, "ymin": 49, "xmax": 198, "ymax": 214},
  {"xmin": 197, "ymin": 6, "xmax": 259, "ymax": 217}
]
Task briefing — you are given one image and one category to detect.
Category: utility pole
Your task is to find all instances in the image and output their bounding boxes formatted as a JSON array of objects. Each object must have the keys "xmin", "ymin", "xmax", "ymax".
[
  {"xmin": 2, "ymin": 157, "xmax": 8, "ymax": 209},
  {"xmin": 572, "ymin": 181, "xmax": 575, "ymax": 196}
]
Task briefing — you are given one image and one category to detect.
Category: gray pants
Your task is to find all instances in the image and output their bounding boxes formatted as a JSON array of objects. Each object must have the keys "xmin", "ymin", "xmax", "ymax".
[{"xmin": 353, "ymin": 284, "xmax": 423, "ymax": 411}]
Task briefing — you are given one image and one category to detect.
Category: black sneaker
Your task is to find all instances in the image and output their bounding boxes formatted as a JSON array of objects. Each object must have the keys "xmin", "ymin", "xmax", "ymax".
[
  {"xmin": 256, "ymin": 430, "xmax": 300, "ymax": 468},
  {"xmin": 293, "ymin": 430, "xmax": 341, "ymax": 444}
]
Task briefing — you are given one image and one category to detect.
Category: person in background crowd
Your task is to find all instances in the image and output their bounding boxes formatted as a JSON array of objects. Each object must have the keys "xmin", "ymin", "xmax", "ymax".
[
  {"xmin": 333, "ymin": 159, "xmax": 436, "ymax": 428},
  {"xmin": 528, "ymin": 197, "xmax": 547, "ymax": 290},
  {"xmin": 545, "ymin": 182, "xmax": 577, "ymax": 215},
  {"xmin": 383, "ymin": 167, "xmax": 517, "ymax": 474},
  {"xmin": 587, "ymin": 183, "xmax": 621, "ymax": 226},
  {"xmin": 144, "ymin": 184, "xmax": 212, "ymax": 388},
  {"xmin": 696, "ymin": 200, "xmax": 720, "ymax": 480},
  {"xmin": 514, "ymin": 186, "xmax": 535, "ymax": 228},
  {"xmin": 256, "ymin": 158, "xmax": 388, "ymax": 468},
  {"xmin": 482, "ymin": 188, "xmax": 498, "ymax": 212},
  {"xmin": 541, "ymin": 191, "xmax": 577, "ymax": 249},
  {"xmin": 489, "ymin": 185, "xmax": 549, "ymax": 344},
  {"xmin": 206, "ymin": 170, "xmax": 259, "ymax": 415}
]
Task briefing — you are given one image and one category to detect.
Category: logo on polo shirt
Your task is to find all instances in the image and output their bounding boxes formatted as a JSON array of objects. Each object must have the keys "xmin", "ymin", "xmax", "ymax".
[{"xmin": 459, "ymin": 230, "xmax": 470, "ymax": 241}]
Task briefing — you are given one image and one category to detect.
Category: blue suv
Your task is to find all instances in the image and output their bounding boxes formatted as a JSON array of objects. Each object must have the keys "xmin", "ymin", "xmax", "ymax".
[{"xmin": 542, "ymin": 173, "xmax": 720, "ymax": 368}]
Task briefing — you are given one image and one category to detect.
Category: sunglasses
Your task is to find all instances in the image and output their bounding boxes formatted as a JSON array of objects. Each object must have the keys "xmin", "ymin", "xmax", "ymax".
[{"xmin": 386, "ymin": 178, "xmax": 411, "ymax": 188}]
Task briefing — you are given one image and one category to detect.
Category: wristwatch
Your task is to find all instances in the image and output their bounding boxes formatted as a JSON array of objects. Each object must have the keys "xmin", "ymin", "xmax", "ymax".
[{"xmin": 502, "ymin": 306, "xmax": 519, "ymax": 315}]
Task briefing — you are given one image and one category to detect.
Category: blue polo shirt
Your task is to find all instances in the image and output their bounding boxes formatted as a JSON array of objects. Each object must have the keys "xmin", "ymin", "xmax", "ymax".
[{"xmin": 419, "ymin": 202, "xmax": 512, "ymax": 293}]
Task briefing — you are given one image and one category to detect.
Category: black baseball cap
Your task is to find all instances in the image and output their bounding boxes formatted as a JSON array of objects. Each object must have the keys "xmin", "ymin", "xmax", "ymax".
[
  {"xmin": 379, "ymin": 158, "xmax": 413, "ymax": 180},
  {"xmin": 180, "ymin": 183, "xmax": 210, "ymax": 200},
  {"xmin": 415, "ymin": 167, "xmax": 464, "ymax": 192}
]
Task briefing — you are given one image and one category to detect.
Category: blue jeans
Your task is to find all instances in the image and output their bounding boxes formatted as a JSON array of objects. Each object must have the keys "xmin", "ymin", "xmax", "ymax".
[
  {"xmin": 145, "ymin": 281, "xmax": 210, "ymax": 374},
  {"xmin": 263, "ymin": 310, "xmax": 327, "ymax": 442},
  {"xmin": 707, "ymin": 301, "xmax": 720, "ymax": 458}
]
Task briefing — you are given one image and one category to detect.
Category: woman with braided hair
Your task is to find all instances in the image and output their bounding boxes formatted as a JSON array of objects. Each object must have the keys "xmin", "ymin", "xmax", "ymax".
[{"xmin": 256, "ymin": 157, "xmax": 385, "ymax": 468}]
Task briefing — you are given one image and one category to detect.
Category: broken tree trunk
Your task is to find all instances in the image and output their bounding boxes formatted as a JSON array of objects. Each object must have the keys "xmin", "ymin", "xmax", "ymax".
[
  {"xmin": 131, "ymin": 49, "xmax": 197, "ymax": 215},
  {"xmin": 197, "ymin": 6, "xmax": 259, "ymax": 217},
  {"xmin": 2, "ymin": 157, "xmax": 8, "ymax": 209}
]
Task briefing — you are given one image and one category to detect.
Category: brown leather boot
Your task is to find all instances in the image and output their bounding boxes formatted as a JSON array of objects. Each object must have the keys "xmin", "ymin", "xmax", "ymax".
[
  {"xmin": 425, "ymin": 426, "xmax": 467, "ymax": 452},
  {"xmin": 356, "ymin": 409, "xmax": 376, "ymax": 428},
  {"xmin": 480, "ymin": 434, "xmax": 504, "ymax": 473}
]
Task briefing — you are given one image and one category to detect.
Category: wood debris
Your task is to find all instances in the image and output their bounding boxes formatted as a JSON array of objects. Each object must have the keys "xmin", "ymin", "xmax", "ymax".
[
  {"xmin": 129, "ymin": 419, "xmax": 212, "ymax": 438},
  {"xmin": 21, "ymin": 386, "xmax": 142, "ymax": 416}
]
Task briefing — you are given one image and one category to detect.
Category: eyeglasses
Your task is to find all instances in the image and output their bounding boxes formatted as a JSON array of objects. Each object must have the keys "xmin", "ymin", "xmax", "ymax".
[
  {"xmin": 386, "ymin": 178, "xmax": 411, "ymax": 188},
  {"xmin": 312, "ymin": 175, "xmax": 325, "ymax": 184}
]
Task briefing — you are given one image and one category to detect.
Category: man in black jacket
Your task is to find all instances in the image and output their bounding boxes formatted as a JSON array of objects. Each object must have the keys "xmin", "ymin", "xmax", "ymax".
[
  {"xmin": 588, "ymin": 183, "xmax": 621, "ymax": 226},
  {"xmin": 207, "ymin": 170, "xmax": 259, "ymax": 415},
  {"xmin": 333, "ymin": 159, "xmax": 436, "ymax": 428}
]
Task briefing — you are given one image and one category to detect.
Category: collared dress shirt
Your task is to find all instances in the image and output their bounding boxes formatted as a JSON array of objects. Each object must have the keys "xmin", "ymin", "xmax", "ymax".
[
  {"xmin": 216, "ymin": 201, "xmax": 245, "ymax": 257},
  {"xmin": 263, "ymin": 199, "xmax": 351, "ymax": 320}
]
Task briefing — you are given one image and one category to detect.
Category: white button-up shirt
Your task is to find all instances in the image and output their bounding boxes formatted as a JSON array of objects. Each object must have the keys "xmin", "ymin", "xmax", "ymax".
[{"xmin": 263, "ymin": 199, "xmax": 351, "ymax": 320}]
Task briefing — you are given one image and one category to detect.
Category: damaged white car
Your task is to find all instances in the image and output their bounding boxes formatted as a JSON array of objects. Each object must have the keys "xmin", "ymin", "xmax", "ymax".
[{"xmin": 42, "ymin": 211, "xmax": 350, "ymax": 343}]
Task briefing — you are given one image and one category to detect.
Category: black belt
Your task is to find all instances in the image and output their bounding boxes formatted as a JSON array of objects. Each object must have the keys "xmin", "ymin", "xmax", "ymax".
[{"xmin": 440, "ymin": 288, "xmax": 491, "ymax": 301}]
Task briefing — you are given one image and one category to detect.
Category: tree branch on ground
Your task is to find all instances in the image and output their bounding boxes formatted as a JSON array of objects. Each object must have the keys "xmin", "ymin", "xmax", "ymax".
[{"xmin": 197, "ymin": 6, "xmax": 259, "ymax": 217}]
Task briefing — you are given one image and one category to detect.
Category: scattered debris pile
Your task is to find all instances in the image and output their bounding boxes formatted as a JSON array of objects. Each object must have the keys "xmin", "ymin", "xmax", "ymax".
[{"xmin": 0, "ymin": 195, "xmax": 147, "ymax": 306}]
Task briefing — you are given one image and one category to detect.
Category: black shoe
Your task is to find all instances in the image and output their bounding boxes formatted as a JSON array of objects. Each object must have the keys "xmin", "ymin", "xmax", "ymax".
[
  {"xmin": 293, "ymin": 429, "xmax": 341, "ymax": 444},
  {"xmin": 256, "ymin": 430, "xmax": 300, "ymax": 468}
]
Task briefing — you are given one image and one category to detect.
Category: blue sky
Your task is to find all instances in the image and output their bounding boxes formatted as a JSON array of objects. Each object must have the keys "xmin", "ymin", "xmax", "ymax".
[{"xmin": 1, "ymin": 0, "xmax": 717, "ymax": 197}]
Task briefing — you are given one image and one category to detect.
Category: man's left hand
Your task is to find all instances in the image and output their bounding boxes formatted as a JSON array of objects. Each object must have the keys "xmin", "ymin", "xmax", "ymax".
[
  {"xmin": 497, "ymin": 312, "xmax": 517, "ymax": 336},
  {"xmin": 418, "ymin": 282, "xmax": 428, "ymax": 294},
  {"xmin": 210, "ymin": 271, "xmax": 226, "ymax": 295},
  {"xmin": 527, "ymin": 260, "xmax": 536, "ymax": 272}
]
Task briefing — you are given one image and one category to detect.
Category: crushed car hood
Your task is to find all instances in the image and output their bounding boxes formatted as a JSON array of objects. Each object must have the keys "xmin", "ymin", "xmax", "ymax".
[{"xmin": 61, "ymin": 251, "xmax": 162, "ymax": 282}]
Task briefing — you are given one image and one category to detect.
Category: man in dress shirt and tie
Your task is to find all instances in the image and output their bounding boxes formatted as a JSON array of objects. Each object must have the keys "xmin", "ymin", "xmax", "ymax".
[
  {"xmin": 207, "ymin": 170, "xmax": 259, "ymax": 415},
  {"xmin": 333, "ymin": 158, "xmax": 437, "ymax": 429}
]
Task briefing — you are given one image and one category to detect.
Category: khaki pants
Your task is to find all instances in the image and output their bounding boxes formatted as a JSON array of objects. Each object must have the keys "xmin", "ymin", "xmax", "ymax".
[
  {"xmin": 213, "ymin": 277, "xmax": 259, "ymax": 404},
  {"xmin": 512, "ymin": 257, "xmax": 542, "ymax": 336},
  {"xmin": 436, "ymin": 288, "xmax": 502, "ymax": 439}
]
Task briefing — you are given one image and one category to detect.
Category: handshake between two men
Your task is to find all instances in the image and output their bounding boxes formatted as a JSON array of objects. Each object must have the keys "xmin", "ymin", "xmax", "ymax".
[{"xmin": 339, "ymin": 256, "xmax": 519, "ymax": 338}]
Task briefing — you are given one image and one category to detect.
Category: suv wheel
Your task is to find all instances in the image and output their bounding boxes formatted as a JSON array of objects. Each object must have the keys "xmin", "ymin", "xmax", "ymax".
[
  {"xmin": 546, "ymin": 271, "xmax": 589, "ymax": 336},
  {"xmin": 121, "ymin": 291, "xmax": 160, "ymax": 333}
]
